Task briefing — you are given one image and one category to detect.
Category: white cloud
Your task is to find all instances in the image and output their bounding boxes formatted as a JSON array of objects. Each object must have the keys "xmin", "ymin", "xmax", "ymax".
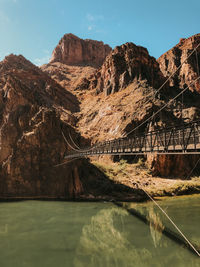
[
  {"xmin": 86, "ymin": 13, "xmax": 104, "ymax": 22},
  {"xmin": 34, "ymin": 55, "xmax": 50, "ymax": 66},
  {"xmin": 86, "ymin": 13, "xmax": 105, "ymax": 32},
  {"xmin": 0, "ymin": 10, "xmax": 10, "ymax": 25},
  {"xmin": 86, "ymin": 14, "xmax": 94, "ymax": 21},
  {"xmin": 33, "ymin": 49, "xmax": 52, "ymax": 66},
  {"xmin": 96, "ymin": 15, "xmax": 104, "ymax": 21},
  {"xmin": 43, "ymin": 49, "xmax": 50, "ymax": 55}
]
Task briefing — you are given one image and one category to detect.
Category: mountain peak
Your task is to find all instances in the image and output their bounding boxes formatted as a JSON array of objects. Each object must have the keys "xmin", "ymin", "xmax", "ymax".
[{"xmin": 50, "ymin": 33, "xmax": 112, "ymax": 67}]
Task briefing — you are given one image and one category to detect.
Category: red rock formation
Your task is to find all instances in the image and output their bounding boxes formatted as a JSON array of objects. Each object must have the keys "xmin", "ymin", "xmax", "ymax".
[
  {"xmin": 158, "ymin": 33, "xmax": 200, "ymax": 93},
  {"xmin": 147, "ymin": 154, "xmax": 200, "ymax": 178},
  {"xmin": 147, "ymin": 34, "xmax": 200, "ymax": 177},
  {"xmin": 41, "ymin": 34, "xmax": 200, "ymax": 179},
  {"xmin": 74, "ymin": 39, "xmax": 200, "ymax": 178},
  {"xmin": 0, "ymin": 54, "xmax": 83, "ymax": 198},
  {"xmin": 75, "ymin": 43, "xmax": 176, "ymax": 142},
  {"xmin": 0, "ymin": 54, "xmax": 138, "ymax": 200},
  {"xmin": 77, "ymin": 42, "xmax": 165, "ymax": 95},
  {"xmin": 50, "ymin": 33, "xmax": 112, "ymax": 67},
  {"xmin": 41, "ymin": 62, "xmax": 96, "ymax": 94}
]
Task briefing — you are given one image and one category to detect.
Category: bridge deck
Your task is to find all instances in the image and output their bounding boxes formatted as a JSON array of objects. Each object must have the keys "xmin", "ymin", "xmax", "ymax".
[{"xmin": 65, "ymin": 120, "xmax": 200, "ymax": 158}]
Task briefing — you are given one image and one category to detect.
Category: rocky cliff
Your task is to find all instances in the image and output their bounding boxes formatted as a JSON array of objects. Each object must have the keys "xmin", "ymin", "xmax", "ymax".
[
  {"xmin": 74, "ymin": 36, "xmax": 200, "ymax": 177},
  {"xmin": 41, "ymin": 62, "xmax": 96, "ymax": 94},
  {"xmin": 50, "ymin": 33, "xmax": 112, "ymax": 67},
  {"xmin": 0, "ymin": 54, "xmax": 138, "ymax": 200},
  {"xmin": 158, "ymin": 33, "xmax": 200, "ymax": 93},
  {"xmin": 2, "ymin": 33, "xmax": 200, "ymax": 200},
  {"xmin": 0, "ymin": 54, "xmax": 79, "ymax": 198},
  {"xmin": 41, "ymin": 33, "xmax": 111, "ymax": 95},
  {"xmin": 75, "ymin": 42, "xmax": 177, "ymax": 142},
  {"xmin": 150, "ymin": 34, "xmax": 200, "ymax": 177},
  {"xmin": 77, "ymin": 42, "xmax": 165, "ymax": 96}
]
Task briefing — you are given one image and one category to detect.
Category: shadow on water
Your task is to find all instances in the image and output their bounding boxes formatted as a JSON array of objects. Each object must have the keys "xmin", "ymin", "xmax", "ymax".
[
  {"xmin": 73, "ymin": 203, "xmax": 200, "ymax": 267},
  {"xmin": 0, "ymin": 199, "xmax": 200, "ymax": 267},
  {"xmin": 115, "ymin": 202, "xmax": 200, "ymax": 257}
]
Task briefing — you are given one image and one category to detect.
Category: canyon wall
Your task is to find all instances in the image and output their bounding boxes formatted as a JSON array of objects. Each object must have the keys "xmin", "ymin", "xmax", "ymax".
[
  {"xmin": 50, "ymin": 33, "xmax": 112, "ymax": 67},
  {"xmin": 158, "ymin": 33, "xmax": 200, "ymax": 93},
  {"xmin": 0, "ymin": 54, "xmax": 137, "ymax": 200},
  {"xmin": 1, "ymin": 33, "xmax": 200, "ymax": 199},
  {"xmin": 76, "ymin": 42, "xmax": 165, "ymax": 95}
]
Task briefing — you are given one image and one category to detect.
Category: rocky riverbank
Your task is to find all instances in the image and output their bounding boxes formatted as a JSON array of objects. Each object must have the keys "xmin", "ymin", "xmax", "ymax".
[{"xmin": 92, "ymin": 158, "xmax": 200, "ymax": 199}]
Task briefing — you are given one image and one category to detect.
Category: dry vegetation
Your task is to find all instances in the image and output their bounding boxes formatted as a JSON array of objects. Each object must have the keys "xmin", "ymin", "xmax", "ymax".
[{"xmin": 91, "ymin": 158, "xmax": 200, "ymax": 198}]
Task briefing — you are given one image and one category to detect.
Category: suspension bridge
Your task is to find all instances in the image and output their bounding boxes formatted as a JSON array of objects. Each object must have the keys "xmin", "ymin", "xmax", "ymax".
[
  {"xmin": 64, "ymin": 41, "xmax": 200, "ymax": 160},
  {"xmin": 59, "ymin": 41, "xmax": 200, "ymax": 257},
  {"xmin": 65, "ymin": 120, "xmax": 200, "ymax": 159}
]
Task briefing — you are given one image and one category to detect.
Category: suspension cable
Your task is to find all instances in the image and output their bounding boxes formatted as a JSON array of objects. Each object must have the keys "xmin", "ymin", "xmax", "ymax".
[
  {"xmin": 195, "ymin": 48, "xmax": 200, "ymax": 77},
  {"xmin": 67, "ymin": 131, "xmax": 96, "ymax": 153},
  {"xmin": 61, "ymin": 129, "xmax": 96, "ymax": 158},
  {"xmin": 123, "ymin": 170, "xmax": 200, "ymax": 257},
  {"xmin": 124, "ymin": 42, "xmax": 200, "ymax": 136},
  {"xmin": 125, "ymin": 76, "xmax": 200, "ymax": 136},
  {"xmin": 186, "ymin": 156, "xmax": 200, "ymax": 179},
  {"xmin": 144, "ymin": 188, "xmax": 200, "ymax": 257},
  {"xmin": 53, "ymin": 157, "xmax": 83, "ymax": 167},
  {"xmin": 69, "ymin": 131, "xmax": 81, "ymax": 150},
  {"xmin": 61, "ymin": 130, "xmax": 83, "ymax": 152},
  {"xmin": 137, "ymin": 42, "xmax": 200, "ymax": 111}
]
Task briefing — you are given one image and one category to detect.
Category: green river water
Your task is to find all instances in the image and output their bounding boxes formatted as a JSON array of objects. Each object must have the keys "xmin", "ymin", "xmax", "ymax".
[{"xmin": 0, "ymin": 195, "xmax": 200, "ymax": 267}]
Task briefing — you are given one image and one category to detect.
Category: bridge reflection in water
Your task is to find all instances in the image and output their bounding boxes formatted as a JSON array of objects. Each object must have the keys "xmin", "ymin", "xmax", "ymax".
[{"xmin": 66, "ymin": 120, "xmax": 200, "ymax": 159}]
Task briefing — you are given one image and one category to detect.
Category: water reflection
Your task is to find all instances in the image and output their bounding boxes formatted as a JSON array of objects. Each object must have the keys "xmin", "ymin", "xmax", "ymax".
[
  {"xmin": 0, "ymin": 200, "xmax": 200, "ymax": 267},
  {"xmin": 121, "ymin": 202, "xmax": 200, "ymax": 266},
  {"xmin": 74, "ymin": 207, "xmax": 152, "ymax": 267},
  {"xmin": 121, "ymin": 202, "xmax": 165, "ymax": 248},
  {"xmin": 0, "ymin": 224, "xmax": 8, "ymax": 234},
  {"xmin": 147, "ymin": 206, "xmax": 164, "ymax": 248}
]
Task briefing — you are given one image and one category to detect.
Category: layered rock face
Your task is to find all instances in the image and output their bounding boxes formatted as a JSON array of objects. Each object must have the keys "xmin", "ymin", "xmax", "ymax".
[
  {"xmin": 50, "ymin": 33, "xmax": 112, "ymax": 67},
  {"xmin": 0, "ymin": 54, "xmax": 81, "ymax": 198},
  {"xmin": 75, "ymin": 38, "xmax": 200, "ymax": 177},
  {"xmin": 151, "ymin": 34, "xmax": 200, "ymax": 177},
  {"xmin": 3, "ymin": 32, "xmax": 198, "ymax": 192},
  {"xmin": 76, "ymin": 43, "xmax": 177, "ymax": 142},
  {"xmin": 147, "ymin": 154, "xmax": 200, "ymax": 178},
  {"xmin": 158, "ymin": 33, "xmax": 200, "ymax": 93},
  {"xmin": 77, "ymin": 42, "xmax": 165, "ymax": 95},
  {"xmin": 41, "ymin": 62, "xmax": 96, "ymax": 94},
  {"xmin": 41, "ymin": 33, "xmax": 111, "ymax": 95},
  {"xmin": 43, "ymin": 33, "xmax": 200, "ymax": 178},
  {"xmin": 0, "ymin": 54, "xmax": 137, "ymax": 200}
]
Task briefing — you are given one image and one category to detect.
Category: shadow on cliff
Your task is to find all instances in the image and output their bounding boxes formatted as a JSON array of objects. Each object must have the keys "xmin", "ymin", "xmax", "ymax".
[
  {"xmin": 146, "ymin": 154, "xmax": 200, "ymax": 180},
  {"xmin": 55, "ymin": 158, "xmax": 147, "ymax": 202}
]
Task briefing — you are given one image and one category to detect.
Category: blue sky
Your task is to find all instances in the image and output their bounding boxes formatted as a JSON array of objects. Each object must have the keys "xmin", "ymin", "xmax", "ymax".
[{"xmin": 0, "ymin": 0, "xmax": 199, "ymax": 65}]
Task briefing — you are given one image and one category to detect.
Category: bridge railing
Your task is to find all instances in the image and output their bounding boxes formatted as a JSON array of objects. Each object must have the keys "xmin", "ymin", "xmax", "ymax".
[{"xmin": 65, "ymin": 120, "xmax": 200, "ymax": 158}]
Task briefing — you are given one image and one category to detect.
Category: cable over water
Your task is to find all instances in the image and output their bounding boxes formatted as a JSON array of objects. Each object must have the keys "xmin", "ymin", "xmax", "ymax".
[
  {"xmin": 125, "ymin": 76, "xmax": 200, "ymax": 136},
  {"xmin": 119, "ymin": 169, "xmax": 200, "ymax": 257}
]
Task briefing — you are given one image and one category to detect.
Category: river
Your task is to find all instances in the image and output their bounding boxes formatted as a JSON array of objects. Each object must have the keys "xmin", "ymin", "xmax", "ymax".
[{"xmin": 0, "ymin": 195, "xmax": 200, "ymax": 267}]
